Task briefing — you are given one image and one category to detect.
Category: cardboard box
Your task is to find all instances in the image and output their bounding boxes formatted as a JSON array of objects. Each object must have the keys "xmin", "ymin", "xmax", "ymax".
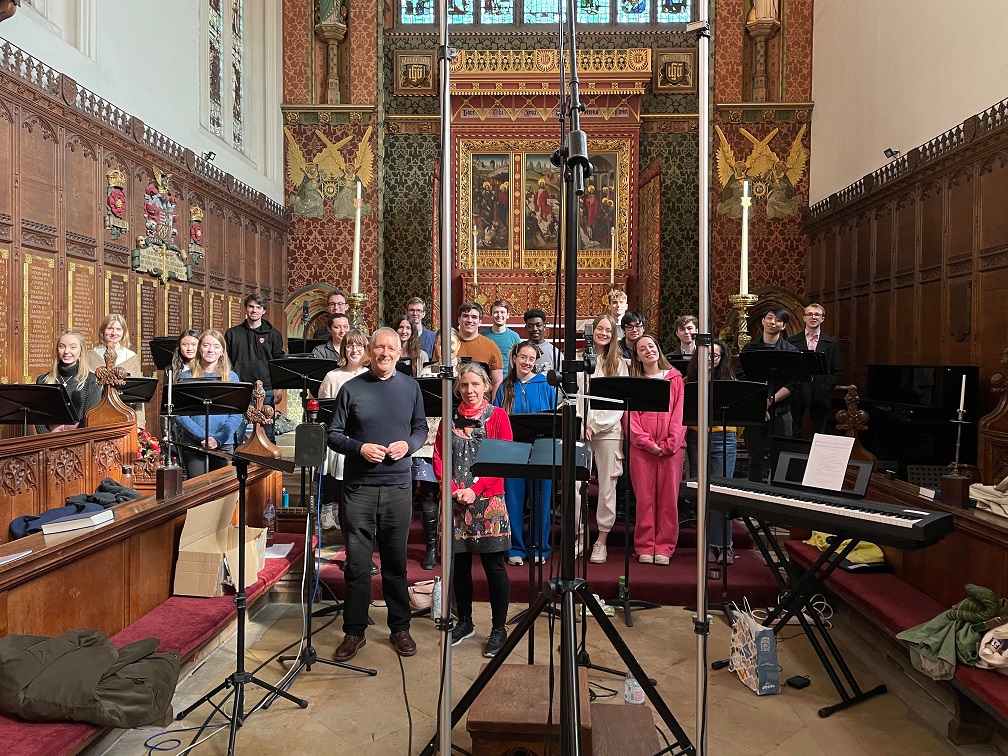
[{"xmin": 173, "ymin": 493, "xmax": 267, "ymax": 597}]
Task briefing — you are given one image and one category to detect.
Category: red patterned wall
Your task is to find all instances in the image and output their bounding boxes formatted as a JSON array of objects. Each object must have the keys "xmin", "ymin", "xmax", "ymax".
[
  {"xmin": 282, "ymin": 0, "xmax": 312, "ymax": 104},
  {"xmin": 710, "ymin": 0, "xmax": 814, "ymax": 327},
  {"xmin": 349, "ymin": 1, "xmax": 377, "ymax": 105},
  {"xmin": 284, "ymin": 124, "xmax": 380, "ymax": 325}
]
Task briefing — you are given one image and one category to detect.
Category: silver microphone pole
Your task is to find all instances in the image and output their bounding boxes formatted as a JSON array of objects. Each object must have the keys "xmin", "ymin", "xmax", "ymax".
[
  {"xmin": 692, "ymin": 3, "xmax": 713, "ymax": 755},
  {"xmin": 435, "ymin": 1, "xmax": 455, "ymax": 753}
]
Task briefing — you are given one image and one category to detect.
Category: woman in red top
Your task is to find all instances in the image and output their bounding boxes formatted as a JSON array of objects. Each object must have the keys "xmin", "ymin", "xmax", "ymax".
[
  {"xmin": 628, "ymin": 334, "xmax": 686, "ymax": 565},
  {"xmin": 433, "ymin": 363, "xmax": 514, "ymax": 658}
]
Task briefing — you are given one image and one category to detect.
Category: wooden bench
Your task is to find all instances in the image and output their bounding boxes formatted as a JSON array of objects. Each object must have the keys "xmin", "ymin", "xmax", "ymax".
[
  {"xmin": 786, "ymin": 539, "xmax": 1008, "ymax": 744},
  {"xmin": 0, "ymin": 532, "xmax": 306, "ymax": 756}
]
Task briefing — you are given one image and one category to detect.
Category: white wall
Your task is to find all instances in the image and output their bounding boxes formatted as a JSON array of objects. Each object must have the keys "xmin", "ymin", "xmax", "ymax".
[
  {"xmin": 2, "ymin": 0, "xmax": 284, "ymax": 200},
  {"xmin": 810, "ymin": 0, "xmax": 1008, "ymax": 204}
]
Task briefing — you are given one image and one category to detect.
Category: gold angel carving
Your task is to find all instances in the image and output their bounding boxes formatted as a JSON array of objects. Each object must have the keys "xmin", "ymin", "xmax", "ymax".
[
  {"xmin": 714, "ymin": 124, "xmax": 807, "ymax": 219},
  {"xmin": 284, "ymin": 126, "xmax": 374, "ymax": 220}
]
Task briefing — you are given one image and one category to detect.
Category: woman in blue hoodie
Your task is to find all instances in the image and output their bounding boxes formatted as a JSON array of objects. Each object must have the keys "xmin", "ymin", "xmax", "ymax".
[
  {"xmin": 494, "ymin": 341, "xmax": 558, "ymax": 565},
  {"xmin": 176, "ymin": 329, "xmax": 246, "ymax": 479}
]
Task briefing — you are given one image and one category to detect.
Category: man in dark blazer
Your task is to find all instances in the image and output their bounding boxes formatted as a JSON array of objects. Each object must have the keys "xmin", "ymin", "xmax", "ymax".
[{"xmin": 787, "ymin": 303, "xmax": 843, "ymax": 437}]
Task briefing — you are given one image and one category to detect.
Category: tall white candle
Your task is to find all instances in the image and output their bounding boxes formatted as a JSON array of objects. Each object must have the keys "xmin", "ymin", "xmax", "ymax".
[
  {"xmin": 472, "ymin": 227, "xmax": 478, "ymax": 288},
  {"xmin": 740, "ymin": 180, "xmax": 750, "ymax": 296},
  {"xmin": 351, "ymin": 180, "xmax": 362, "ymax": 294},
  {"xmin": 959, "ymin": 373, "xmax": 966, "ymax": 413},
  {"xmin": 610, "ymin": 229, "xmax": 615, "ymax": 285}
]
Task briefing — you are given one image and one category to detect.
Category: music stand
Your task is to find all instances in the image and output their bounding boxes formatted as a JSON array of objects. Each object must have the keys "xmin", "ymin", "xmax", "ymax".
[
  {"xmin": 0, "ymin": 384, "xmax": 75, "ymax": 435},
  {"xmin": 682, "ymin": 380, "xmax": 766, "ymax": 619},
  {"xmin": 416, "ymin": 377, "xmax": 460, "ymax": 417},
  {"xmin": 738, "ymin": 349, "xmax": 810, "ymax": 482},
  {"xmin": 505, "ymin": 414, "xmax": 563, "ymax": 646},
  {"xmin": 287, "ymin": 337, "xmax": 329, "ymax": 356},
  {"xmin": 590, "ymin": 375, "xmax": 670, "ymax": 627},
  {"xmin": 667, "ymin": 354, "xmax": 692, "ymax": 378},
  {"xmin": 268, "ymin": 357, "xmax": 339, "ymax": 423},
  {"xmin": 166, "ymin": 381, "xmax": 254, "ymax": 474},
  {"xmin": 117, "ymin": 376, "xmax": 159, "ymax": 405},
  {"xmin": 177, "ymin": 448, "xmax": 308, "ymax": 755}
]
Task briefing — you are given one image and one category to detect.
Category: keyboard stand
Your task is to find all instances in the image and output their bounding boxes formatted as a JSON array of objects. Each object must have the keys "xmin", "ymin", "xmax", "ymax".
[{"xmin": 739, "ymin": 514, "xmax": 888, "ymax": 717}]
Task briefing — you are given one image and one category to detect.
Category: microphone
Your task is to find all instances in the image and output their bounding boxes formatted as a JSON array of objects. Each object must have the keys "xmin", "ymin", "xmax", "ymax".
[{"xmin": 301, "ymin": 299, "xmax": 310, "ymax": 324}]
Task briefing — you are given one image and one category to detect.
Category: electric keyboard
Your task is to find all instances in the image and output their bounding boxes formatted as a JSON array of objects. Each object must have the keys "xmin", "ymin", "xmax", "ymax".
[{"xmin": 684, "ymin": 478, "xmax": 953, "ymax": 550}]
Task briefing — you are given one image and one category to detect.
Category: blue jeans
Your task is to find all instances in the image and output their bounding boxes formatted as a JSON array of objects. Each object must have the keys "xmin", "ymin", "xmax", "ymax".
[
  {"xmin": 503, "ymin": 478, "xmax": 553, "ymax": 559},
  {"xmin": 686, "ymin": 429, "xmax": 737, "ymax": 549}
]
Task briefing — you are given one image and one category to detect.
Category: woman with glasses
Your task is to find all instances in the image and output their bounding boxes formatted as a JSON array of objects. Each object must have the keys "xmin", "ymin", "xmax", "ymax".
[{"xmin": 686, "ymin": 338, "xmax": 739, "ymax": 564}]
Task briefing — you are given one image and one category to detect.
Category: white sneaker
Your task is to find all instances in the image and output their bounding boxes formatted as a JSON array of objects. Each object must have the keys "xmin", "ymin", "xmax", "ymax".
[
  {"xmin": 589, "ymin": 542, "xmax": 607, "ymax": 564},
  {"xmin": 321, "ymin": 504, "xmax": 337, "ymax": 530}
]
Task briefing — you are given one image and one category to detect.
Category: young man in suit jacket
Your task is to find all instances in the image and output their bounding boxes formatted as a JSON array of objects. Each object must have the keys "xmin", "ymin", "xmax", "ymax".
[{"xmin": 787, "ymin": 303, "xmax": 843, "ymax": 437}]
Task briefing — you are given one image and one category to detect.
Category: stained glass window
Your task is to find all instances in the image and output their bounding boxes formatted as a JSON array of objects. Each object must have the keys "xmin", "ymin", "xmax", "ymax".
[
  {"xmin": 208, "ymin": 0, "xmax": 223, "ymax": 137},
  {"xmin": 657, "ymin": 0, "xmax": 690, "ymax": 23},
  {"xmin": 617, "ymin": 0, "xmax": 649, "ymax": 24},
  {"xmin": 401, "ymin": 0, "xmax": 435, "ymax": 25},
  {"xmin": 482, "ymin": 0, "xmax": 515, "ymax": 24},
  {"xmin": 447, "ymin": 0, "xmax": 474, "ymax": 25},
  {"xmin": 231, "ymin": 0, "xmax": 243, "ymax": 151}
]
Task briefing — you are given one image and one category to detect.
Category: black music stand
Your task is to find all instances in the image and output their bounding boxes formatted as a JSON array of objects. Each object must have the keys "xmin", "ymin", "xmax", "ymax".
[
  {"xmin": 505, "ymin": 414, "xmax": 563, "ymax": 647},
  {"xmin": 792, "ymin": 350, "xmax": 831, "ymax": 437},
  {"xmin": 166, "ymin": 381, "xmax": 254, "ymax": 475},
  {"xmin": 738, "ymin": 349, "xmax": 811, "ymax": 482},
  {"xmin": 177, "ymin": 448, "xmax": 308, "ymax": 755},
  {"xmin": 268, "ymin": 357, "xmax": 339, "ymax": 423},
  {"xmin": 150, "ymin": 337, "xmax": 182, "ymax": 469},
  {"xmin": 590, "ymin": 375, "xmax": 670, "ymax": 627},
  {"xmin": 287, "ymin": 337, "xmax": 329, "ymax": 356},
  {"xmin": 417, "ymin": 377, "xmax": 460, "ymax": 417},
  {"xmin": 117, "ymin": 376, "xmax": 159, "ymax": 405},
  {"xmin": 682, "ymin": 380, "xmax": 766, "ymax": 618},
  {"xmin": 0, "ymin": 384, "xmax": 75, "ymax": 435},
  {"xmin": 667, "ymin": 354, "xmax": 692, "ymax": 378}
]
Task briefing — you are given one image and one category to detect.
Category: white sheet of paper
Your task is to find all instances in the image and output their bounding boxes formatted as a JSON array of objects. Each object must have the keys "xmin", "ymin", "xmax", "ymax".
[
  {"xmin": 264, "ymin": 542, "xmax": 294, "ymax": 560},
  {"xmin": 801, "ymin": 433, "xmax": 856, "ymax": 491},
  {"xmin": 0, "ymin": 549, "xmax": 32, "ymax": 567}
]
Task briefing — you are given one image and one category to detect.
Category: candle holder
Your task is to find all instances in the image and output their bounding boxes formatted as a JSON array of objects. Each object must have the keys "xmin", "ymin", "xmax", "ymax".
[
  {"xmin": 941, "ymin": 408, "xmax": 973, "ymax": 508},
  {"xmin": 725, "ymin": 293, "xmax": 759, "ymax": 354},
  {"xmin": 347, "ymin": 291, "xmax": 370, "ymax": 336}
]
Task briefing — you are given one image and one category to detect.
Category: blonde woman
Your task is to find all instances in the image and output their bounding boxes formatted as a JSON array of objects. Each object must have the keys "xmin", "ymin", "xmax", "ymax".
[
  {"xmin": 87, "ymin": 313, "xmax": 145, "ymax": 428},
  {"xmin": 318, "ymin": 329, "xmax": 370, "ymax": 530},
  {"xmin": 35, "ymin": 330, "xmax": 100, "ymax": 432},
  {"xmin": 175, "ymin": 330, "xmax": 244, "ymax": 479}
]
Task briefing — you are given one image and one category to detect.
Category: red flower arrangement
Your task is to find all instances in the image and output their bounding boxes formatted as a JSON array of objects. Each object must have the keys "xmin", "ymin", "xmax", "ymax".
[
  {"xmin": 107, "ymin": 188, "xmax": 126, "ymax": 218},
  {"xmin": 137, "ymin": 428, "xmax": 162, "ymax": 462}
]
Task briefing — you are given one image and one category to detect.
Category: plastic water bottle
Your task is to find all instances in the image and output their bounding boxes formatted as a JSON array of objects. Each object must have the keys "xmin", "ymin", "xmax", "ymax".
[
  {"xmin": 624, "ymin": 672, "xmax": 645, "ymax": 705},
  {"xmin": 432, "ymin": 576, "xmax": 442, "ymax": 617},
  {"xmin": 263, "ymin": 497, "xmax": 276, "ymax": 546}
]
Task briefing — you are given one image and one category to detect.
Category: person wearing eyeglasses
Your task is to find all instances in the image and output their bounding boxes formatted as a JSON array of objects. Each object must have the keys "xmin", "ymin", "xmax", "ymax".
[
  {"xmin": 618, "ymin": 311, "xmax": 646, "ymax": 360},
  {"xmin": 311, "ymin": 288, "xmax": 349, "ymax": 338},
  {"xmin": 787, "ymin": 303, "xmax": 842, "ymax": 437}
]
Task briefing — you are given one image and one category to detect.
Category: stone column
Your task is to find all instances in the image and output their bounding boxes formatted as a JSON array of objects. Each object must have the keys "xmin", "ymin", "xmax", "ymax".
[
  {"xmin": 315, "ymin": 12, "xmax": 347, "ymax": 105},
  {"xmin": 746, "ymin": 0, "xmax": 780, "ymax": 103}
]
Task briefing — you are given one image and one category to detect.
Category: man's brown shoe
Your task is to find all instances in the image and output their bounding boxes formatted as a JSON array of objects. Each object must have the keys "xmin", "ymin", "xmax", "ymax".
[
  {"xmin": 390, "ymin": 630, "xmax": 417, "ymax": 657},
  {"xmin": 333, "ymin": 634, "xmax": 366, "ymax": 662}
]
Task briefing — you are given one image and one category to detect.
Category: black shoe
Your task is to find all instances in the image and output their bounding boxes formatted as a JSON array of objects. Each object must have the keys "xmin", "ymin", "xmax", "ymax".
[
  {"xmin": 371, "ymin": 560, "xmax": 380, "ymax": 575},
  {"xmin": 483, "ymin": 626, "xmax": 507, "ymax": 657},
  {"xmin": 422, "ymin": 546, "xmax": 437, "ymax": 571},
  {"xmin": 452, "ymin": 619, "xmax": 475, "ymax": 646}
]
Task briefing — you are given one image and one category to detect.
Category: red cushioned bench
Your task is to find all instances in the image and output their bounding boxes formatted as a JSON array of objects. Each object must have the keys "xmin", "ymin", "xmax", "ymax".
[
  {"xmin": 786, "ymin": 539, "xmax": 1008, "ymax": 745},
  {"xmin": 0, "ymin": 533, "xmax": 306, "ymax": 756}
]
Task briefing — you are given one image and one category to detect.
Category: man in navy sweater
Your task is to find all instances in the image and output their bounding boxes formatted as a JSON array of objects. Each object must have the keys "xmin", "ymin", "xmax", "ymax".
[{"xmin": 327, "ymin": 327, "xmax": 428, "ymax": 662}]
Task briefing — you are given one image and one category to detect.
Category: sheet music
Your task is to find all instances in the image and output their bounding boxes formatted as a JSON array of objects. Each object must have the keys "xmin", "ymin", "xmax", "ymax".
[{"xmin": 802, "ymin": 433, "xmax": 855, "ymax": 491}]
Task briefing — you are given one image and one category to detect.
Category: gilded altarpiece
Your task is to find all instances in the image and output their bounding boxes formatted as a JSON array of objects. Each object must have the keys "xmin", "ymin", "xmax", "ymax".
[{"xmin": 447, "ymin": 48, "xmax": 650, "ymax": 318}]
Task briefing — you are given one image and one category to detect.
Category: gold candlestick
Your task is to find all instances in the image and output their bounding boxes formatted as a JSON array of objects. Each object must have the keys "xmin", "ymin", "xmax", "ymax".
[
  {"xmin": 726, "ymin": 293, "xmax": 759, "ymax": 354},
  {"xmin": 347, "ymin": 291, "xmax": 369, "ymax": 336}
]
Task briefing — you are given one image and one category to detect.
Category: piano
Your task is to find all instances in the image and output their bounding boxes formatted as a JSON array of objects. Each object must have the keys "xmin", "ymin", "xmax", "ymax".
[{"xmin": 684, "ymin": 478, "xmax": 954, "ymax": 550}]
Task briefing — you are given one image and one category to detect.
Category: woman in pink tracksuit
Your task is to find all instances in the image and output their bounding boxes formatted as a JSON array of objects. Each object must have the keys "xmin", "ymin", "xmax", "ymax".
[{"xmin": 628, "ymin": 334, "xmax": 686, "ymax": 565}]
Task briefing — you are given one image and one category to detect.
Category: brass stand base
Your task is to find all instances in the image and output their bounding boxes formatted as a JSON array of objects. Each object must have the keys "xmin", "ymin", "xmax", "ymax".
[
  {"xmin": 722, "ymin": 293, "xmax": 759, "ymax": 354},
  {"xmin": 347, "ymin": 291, "xmax": 369, "ymax": 336}
]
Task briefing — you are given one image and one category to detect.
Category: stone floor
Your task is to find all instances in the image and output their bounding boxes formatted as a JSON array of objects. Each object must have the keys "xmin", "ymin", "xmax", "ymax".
[{"xmin": 90, "ymin": 596, "xmax": 1008, "ymax": 756}]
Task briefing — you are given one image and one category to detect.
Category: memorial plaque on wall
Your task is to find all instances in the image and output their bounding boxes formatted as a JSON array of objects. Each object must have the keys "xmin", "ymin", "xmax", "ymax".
[
  {"xmin": 165, "ymin": 283, "xmax": 184, "ymax": 338},
  {"xmin": 137, "ymin": 279, "xmax": 158, "ymax": 374},
  {"xmin": 68, "ymin": 261, "xmax": 96, "ymax": 332},
  {"xmin": 189, "ymin": 289, "xmax": 206, "ymax": 332},
  {"xmin": 210, "ymin": 292, "xmax": 225, "ymax": 330},
  {"xmin": 228, "ymin": 296, "xmax": 243, "ymax": 328},
  {"xmin": 24, "ymin": 253, "xmax": 55, "ymax": 382},
  {"xmin": 0, "ymin": 248, "xmax": 8, "ymax": 383},
  {"xmin": 105, "ymin": 270, "xmax": 129, "ymax": 318}
]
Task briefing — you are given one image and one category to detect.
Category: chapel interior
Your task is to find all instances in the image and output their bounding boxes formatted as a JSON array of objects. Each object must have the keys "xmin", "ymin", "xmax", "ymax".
[{"xmin": 1, "ymin": 0, "xmax": 1008, "ymax": 754}]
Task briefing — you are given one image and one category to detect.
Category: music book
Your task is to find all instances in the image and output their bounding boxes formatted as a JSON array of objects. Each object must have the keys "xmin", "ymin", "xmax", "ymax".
[{"xmin": 41, "ymin": 508, "xmax": 115, "ymax": 535}]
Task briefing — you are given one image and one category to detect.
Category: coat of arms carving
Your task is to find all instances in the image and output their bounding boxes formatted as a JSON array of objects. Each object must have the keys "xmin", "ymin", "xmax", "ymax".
[{"xmin": 131, "ymin": 167, "xmax": 198, "ymax": 283}]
